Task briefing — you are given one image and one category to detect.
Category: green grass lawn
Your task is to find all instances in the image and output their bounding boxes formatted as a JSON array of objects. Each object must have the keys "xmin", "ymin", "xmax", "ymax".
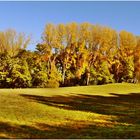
[{"xmin": 0, "ymin": 83, "xmax": 140, "ymax": 138}]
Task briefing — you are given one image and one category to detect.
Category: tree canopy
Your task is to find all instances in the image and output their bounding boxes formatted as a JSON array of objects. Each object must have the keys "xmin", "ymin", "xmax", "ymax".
[{"xmin": 0, "ymin": 23, "xmax": 140, "ymax": 88}]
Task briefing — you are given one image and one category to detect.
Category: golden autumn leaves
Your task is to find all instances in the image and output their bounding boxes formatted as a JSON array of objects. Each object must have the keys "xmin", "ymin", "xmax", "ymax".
[{"xmin": 0, "ymin": 22, "xmax": 140, "ymax": 87}]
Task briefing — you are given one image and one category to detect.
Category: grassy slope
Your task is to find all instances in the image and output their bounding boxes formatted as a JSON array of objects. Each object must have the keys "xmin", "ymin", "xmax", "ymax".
[{"xmin": 0, "ymin": 83, "xmax": 140, "ymax": 138}]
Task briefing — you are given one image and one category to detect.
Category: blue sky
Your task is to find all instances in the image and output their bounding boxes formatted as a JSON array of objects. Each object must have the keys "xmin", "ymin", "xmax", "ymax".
[{"xmin": 0, "ymin": 1, "xmax": 140, "ymax": 50}]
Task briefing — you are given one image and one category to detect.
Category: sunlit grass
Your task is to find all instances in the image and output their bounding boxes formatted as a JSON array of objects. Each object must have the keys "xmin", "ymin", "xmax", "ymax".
[{"xmin": 0, "ymin": 83, "xmax": 140, "ymax": 138}]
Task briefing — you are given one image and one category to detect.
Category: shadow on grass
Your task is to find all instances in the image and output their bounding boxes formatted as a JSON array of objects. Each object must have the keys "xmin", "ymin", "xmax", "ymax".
[
  {"xmin": 0, "ymin": 121, "xmax": 82, "ymax": 139},
  {"xmin": 2, "ymin": 92, "xmax": 138, "ymax": 138},
  {"xmin": 20, "ymin": 93, "xmax": 140, "ymax": 125},
  {"xmin": 0, "ymin": 121, "xmax": 140, "ymax": 139}
]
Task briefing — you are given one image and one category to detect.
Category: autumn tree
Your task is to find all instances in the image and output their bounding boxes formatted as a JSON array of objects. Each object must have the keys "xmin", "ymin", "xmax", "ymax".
[
  {"xmin": 36, "ymin": 23, "xmax": 62, "ymax": 87},
  {"xmin": 0, "ymin": 23, "xmax": 140, "ymax": 88},
  {"xmin": 119, "ymin": 30, "xmax": 137, "ymax": 82},
  {"xmin": 0, "ymin": 29, "xmax": 30, "ymax": 57},
  {"xmin": 134, "ymin": 37, "xmax": 140, "ymax": 83}
]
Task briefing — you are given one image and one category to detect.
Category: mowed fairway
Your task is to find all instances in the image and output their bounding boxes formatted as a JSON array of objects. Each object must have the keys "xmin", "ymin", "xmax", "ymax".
[{"xmin": 0, "ymin": 83, "xmax": 140, "ymax": 139}]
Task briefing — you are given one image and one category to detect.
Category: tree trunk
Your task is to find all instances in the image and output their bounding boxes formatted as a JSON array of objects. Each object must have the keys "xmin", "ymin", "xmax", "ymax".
[
  {"xmin": 85, "ymin": 68, "xmax": 90, "ymax": 85},
  {"xmin": 62, "ymin": 64, "xmax": 66, "ymax": 85},
  {"xmin": 86, "ymin": 73, "xmax": 90, "ymax": 85}
]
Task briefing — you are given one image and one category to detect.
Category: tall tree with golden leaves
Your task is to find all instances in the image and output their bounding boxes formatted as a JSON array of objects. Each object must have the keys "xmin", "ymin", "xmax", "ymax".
[
  {"xmin": 0, "ymin": 29, "xmax": 30, "ymax": 57},
  {"xmin": 119, "ymin": 30, "xmax": 137, "ymax": 82},
  {"xmin": 134, "ymin": 37, "xmax": 140, "ymax": 83}
]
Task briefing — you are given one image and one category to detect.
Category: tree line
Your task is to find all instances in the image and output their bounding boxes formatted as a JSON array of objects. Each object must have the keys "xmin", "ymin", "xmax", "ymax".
[{"xmin": 0, "ymin": 22, "xmax": 140, "ymax": 88}]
